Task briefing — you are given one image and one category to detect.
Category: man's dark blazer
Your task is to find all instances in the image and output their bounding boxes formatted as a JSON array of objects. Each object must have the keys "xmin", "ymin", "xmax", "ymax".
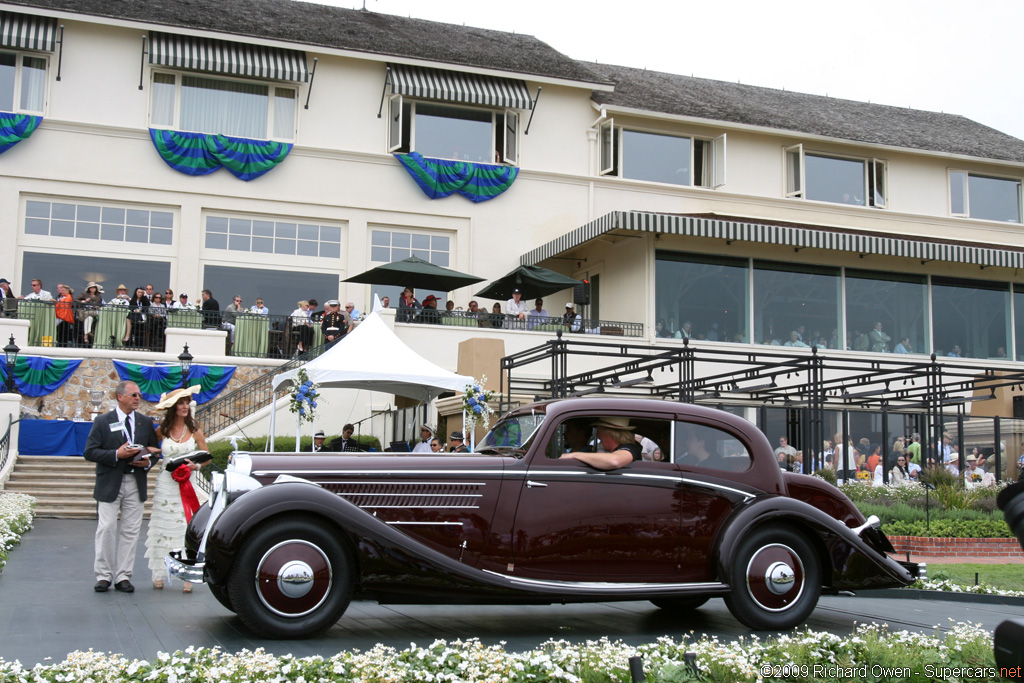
[
  {"xmin": 201, "ymin": 297, "xmax": 221, "ymax": 327},
  {"xmin": 83, "ymin": 410, "xmax": 160, "ymax": 503}
]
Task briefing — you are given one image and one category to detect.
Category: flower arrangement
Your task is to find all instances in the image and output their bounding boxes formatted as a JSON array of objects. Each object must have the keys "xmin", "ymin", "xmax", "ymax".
[
  {"xmin": 288, "ymin": 368, "xmax": 319, "ymax": 424},
  {"xmin": 0, "ymin": 622, "xmax": 999, "ymax": 682},
  {"xmin": 0, "ymin": 492, "xmax": 35, "ymax": 572},
  {"xmin": 461, "ymin": 376, "xmax": 496, "ymax": 434}
]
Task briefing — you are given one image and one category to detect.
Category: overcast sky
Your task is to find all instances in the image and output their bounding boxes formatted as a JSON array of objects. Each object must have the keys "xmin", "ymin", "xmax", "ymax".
[{"xmin": 314, "ymin": 0, "xmax": 1024, "ymax": 142}]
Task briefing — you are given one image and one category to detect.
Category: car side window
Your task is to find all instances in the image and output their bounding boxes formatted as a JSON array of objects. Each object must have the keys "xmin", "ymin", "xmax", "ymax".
[
  {"xmin": 674, "ymin": 421, "xmax": 751, "ymax": 472},
  {"xmin": 544, "ymin": 416, "xmax": 673, "ymax": 462}
]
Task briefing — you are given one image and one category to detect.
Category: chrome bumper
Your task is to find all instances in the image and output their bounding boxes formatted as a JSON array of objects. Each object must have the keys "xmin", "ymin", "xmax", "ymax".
[{"xmin": 165, "ymin": 549, "xmax": 206, "ymax": 584}]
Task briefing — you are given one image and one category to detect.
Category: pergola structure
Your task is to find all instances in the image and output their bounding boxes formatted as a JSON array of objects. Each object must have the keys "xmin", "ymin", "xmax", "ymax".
[{"xmin": 500, "ymin": 334, "xmax": 1024, "ymax": 481}]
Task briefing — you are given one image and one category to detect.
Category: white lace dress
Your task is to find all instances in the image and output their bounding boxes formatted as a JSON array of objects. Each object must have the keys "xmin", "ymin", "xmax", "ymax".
[{"xmin": 145, "ymin": 435, "xmax": 206, "ymax": 580}]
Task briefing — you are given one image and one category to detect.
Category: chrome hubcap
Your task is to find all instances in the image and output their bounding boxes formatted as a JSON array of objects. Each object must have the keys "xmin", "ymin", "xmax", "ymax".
[
  {"xmin": 255, "ymin": 540, "xmax": 332, "ymax": 618},
  {"xmin": 765, "ymin": 561, "xmax": 795, "ymax": 595},
  {"xmin": 745, "ymin": 543, "xmax": 805, "ymax": 612},
  {"xmin": 277, "ymin": 560, "xmax": 315, "ymax": 598}
]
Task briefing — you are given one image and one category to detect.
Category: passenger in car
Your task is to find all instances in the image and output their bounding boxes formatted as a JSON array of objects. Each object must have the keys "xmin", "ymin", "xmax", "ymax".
[
  {"xmin": 560, "ymin": 417, "xmax": 641, "ymax": 469},
  {"xmin": 677, "ymin": 426, "xmax": 721, "ymax": 469},
  {"xmin": 562, "ymin": 419, "xmax": 594, "ymax": 453}
]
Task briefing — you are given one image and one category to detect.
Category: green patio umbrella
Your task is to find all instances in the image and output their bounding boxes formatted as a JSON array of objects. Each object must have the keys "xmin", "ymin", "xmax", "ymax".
[
  {"xmin": 474, "ymin": 265, "xmax": 583, "ymax": 300},
  {"xmin": 344, "ymin": 256, "xmax": 484, "ymax": 292}
]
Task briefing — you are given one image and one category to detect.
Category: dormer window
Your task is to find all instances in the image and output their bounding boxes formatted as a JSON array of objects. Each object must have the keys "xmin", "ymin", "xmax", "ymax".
[
  {"xmin": 598, "ymin": 121, "xmax": 726, "ymax": 188},
  {"xmin": 385, "ymin": 64, "xmax": 532, "ymax": 166},
  {"xmin": 785, "ymin": 145, "xmax": 886, "ymax": 208}
]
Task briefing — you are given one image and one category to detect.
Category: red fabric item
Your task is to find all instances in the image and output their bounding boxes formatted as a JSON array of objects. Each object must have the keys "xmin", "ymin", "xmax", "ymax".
[
  {"xmin": 172, "ymin": 464, "xmax": 201, "ymax": 523},
  {"xmin": 56, "ymin": 293, "xmax": 74, "ymax": 323}
]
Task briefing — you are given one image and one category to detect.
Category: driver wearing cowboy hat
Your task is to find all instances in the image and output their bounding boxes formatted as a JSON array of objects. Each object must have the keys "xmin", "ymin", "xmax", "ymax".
[{"xmin": 559, "ymin": 417, "xmax": 642, "ymax": 470}]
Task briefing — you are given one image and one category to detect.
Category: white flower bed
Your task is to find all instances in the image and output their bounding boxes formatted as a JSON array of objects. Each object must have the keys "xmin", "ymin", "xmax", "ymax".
[
  {"xmin": 912, "ymin": 577, "xmax": 1024, "ymax": 598},
  {"xmin": 0, "ymin": 622, "xmax": 999, "ymax": 683},
  {"xmin": 0, "ymin": 492, "xmax": 35, "ymax": 572}
]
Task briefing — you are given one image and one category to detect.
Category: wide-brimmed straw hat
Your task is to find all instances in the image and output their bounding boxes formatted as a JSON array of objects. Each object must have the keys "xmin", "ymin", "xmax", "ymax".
[
  {"xmin": 155, "ymin": 385, "xmax": 201, "ymax": 410},
  {"xmin": 591, "ymin": 417, "xmax": 636, "ymax": 431},
  {"xmin": 86, "ymin": 281, "xmax": 105, "ymax": 293}
]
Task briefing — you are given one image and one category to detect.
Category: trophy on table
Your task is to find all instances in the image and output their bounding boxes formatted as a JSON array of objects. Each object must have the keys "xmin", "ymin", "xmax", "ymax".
[{"xmin": 89, "ymin": 389, "xmax": 105, "ymax": 418}]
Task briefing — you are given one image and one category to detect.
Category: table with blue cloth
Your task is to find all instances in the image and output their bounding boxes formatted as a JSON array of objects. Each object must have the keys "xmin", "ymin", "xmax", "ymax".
[{"xmin": 18, "ymin": 419, "xmax": 95, "ymax": 456}]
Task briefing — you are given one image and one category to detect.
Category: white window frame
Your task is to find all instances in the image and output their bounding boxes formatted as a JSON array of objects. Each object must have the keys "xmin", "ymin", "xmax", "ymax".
[
  {"xmin": 600, "ymin": 123, "xmax": 725, "ymax": 188},
  {"xmin": 386, "ymin": 98, "xmax": 520, "ymax": 167},
  {"xmin": 148, "ymin": 69, "xmax": 298, "ymax": 142},
  {"xmin": 948, "ymin": 169, "xmax": 1023, "ymax": 223},
  {"xmin": 0, "ymin": 48, "xmax": 48, "ymax": 115},
  {"xmin": 785, "ymin": 145, "xmax": 887, "ymax": 208}
]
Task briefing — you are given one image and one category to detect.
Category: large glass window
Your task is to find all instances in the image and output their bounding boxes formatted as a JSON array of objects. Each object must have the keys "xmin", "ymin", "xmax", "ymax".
[
  {"xmin": 205, "ymin": 215, "xmax": 341, "ymax": 258},
  {"xmin": 655, "ymin": 252, "xmax": 748, "ymax": 342},
  {"xmin": 25, "ymin": 200, "xmax": 173, "ymax": 245},
  {"xmin": 785, "ymin": 145, "xmax": 886, "ymax": 208},
  {"xmin": 949, "ymin": 171, "xmax": 1021, "ymax": 223},
  {"xmin": 150, "ymin": 71, "xmax": 296, "ymax": 141},
  {"xmin": 203, "ymin": 265, "xmax": 337, "ymax": 319},
  {"xmin": 753, "ymin": 261, "xmax": 839, "ymax": 348},
  {"xmin": 20, "ymin": 252, "xmax": 170, "ymax": 298},
  {"xmin": 845, "ymin": 270, "xmax": 927, "ymax": 354},
  {"xmin": 1014, "ymin": 286, "xmax": 1024, "ymax": 361},
  {"xmin": 931, "ymin": 277, "xmax": 1010, "ymax": 359},
  {"xmin": 388, "ymin": 98, "xmax": 518, "ymax": 165},
  {"xmin": 369, "ymin": 229, "xmax": 451, "ymax": 306},
  {"xmin": 0, "ymin": 50, "xmax": 45, "ymax": 113}
]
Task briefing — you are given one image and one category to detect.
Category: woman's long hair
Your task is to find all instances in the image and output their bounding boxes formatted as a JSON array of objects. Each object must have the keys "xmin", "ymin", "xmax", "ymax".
[{"xmin": 161, "ymin": 398, "xmax": 196, "ymax": 437}]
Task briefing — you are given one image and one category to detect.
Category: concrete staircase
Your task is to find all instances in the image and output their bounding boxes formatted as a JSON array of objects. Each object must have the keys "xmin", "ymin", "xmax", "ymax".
[{"xmin": 4, "ymin": 455, "xmax": 158, "ymax": 519}]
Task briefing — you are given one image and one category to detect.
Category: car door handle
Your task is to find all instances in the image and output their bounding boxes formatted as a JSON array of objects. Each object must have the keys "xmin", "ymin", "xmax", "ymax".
[{"xmin": 526, "ymin": 480, "xmax": 548, "ymax": 488}]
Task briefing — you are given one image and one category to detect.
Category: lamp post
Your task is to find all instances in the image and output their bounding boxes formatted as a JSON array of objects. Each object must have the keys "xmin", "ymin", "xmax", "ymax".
[
  {"xmin": 178, "ymin": 343, "xmax": 193, "ymax": 389},
  {"xmin": 3, "ymin": 335, "xmax": 20, "ymax": 394}
]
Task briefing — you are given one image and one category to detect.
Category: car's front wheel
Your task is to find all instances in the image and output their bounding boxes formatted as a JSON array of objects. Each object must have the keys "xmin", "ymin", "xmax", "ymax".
[
  {"xmin": 723, "ymin": 525, "xmax": 820, "ymax": 630},
  {"xmin": 228, "ymin": 516, "xmax": 353, "ymax": 638}
]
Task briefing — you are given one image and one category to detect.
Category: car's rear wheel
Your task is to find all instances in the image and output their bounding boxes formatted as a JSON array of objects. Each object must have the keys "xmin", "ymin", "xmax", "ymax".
[
  {"xmin": 228, "ymin": 517, "xmax": 353, "ymax": 638},
  {"xmin": 650, "ymin": 596, "xmax": 710, "ymax": 612},
  {"xmin": 723, "ymin": 525, "xmax": 820, "ymax": 630}
]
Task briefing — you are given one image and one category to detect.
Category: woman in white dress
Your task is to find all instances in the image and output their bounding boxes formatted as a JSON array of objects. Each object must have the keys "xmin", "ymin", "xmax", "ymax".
[{"xmin": 145, "ymin": 385, "xmax": 209, "ymax": 591}]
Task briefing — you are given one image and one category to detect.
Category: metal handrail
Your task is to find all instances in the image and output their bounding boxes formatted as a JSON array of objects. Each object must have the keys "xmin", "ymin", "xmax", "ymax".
[
  {"xmin": 0, "ymin": 415, "xmax": 17, "ymax": 479},
  {"xmin": 195, "ymin": 343, "xmax": 330, "ymax": 436},
  {"xmin": 402, "ymin": 311, "xmax": 643, "ymax": 337}
]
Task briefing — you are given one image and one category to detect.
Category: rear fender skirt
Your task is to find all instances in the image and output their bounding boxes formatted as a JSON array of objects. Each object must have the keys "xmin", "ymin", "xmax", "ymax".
[
  {"xmin": 204, "ymin": 481, "xmax": 730, "ymax": 600},
  {"xmin": 714, "ymin": 497, "xmax": 914, "ymax": 591}
]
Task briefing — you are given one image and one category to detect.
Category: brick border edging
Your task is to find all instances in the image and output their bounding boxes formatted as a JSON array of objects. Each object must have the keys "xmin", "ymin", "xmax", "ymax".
[
  {"xmin": 853, "ymin": 589, "xmax": 1024, "ymax": 606},
  {"xmin": 888, "ymin": 535, "xmax": 1024, "ymax": 559}
]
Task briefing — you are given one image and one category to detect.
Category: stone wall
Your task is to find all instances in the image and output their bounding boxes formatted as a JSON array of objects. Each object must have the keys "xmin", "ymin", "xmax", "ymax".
[{"xmin": 18, "ymin": 358, "xmax": 275, "ymax": 419}]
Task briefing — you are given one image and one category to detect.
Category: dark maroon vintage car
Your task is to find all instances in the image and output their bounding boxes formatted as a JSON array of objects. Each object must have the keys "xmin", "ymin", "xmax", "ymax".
[{"xmin": 167, "ymin": 398, "xmax": 917, "ymax": 638}]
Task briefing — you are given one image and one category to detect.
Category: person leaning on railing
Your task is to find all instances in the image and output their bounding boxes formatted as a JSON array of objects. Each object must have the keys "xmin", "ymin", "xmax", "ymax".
[{"xmin": 55, "ymin": 283, "xmax": 75, "ymax": 347}]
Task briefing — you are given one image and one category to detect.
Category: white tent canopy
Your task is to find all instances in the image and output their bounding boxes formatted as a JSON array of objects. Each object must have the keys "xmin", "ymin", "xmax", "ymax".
[{"xmin": 272, "ymin": 312, "xmax": 473, "ymax": 401}]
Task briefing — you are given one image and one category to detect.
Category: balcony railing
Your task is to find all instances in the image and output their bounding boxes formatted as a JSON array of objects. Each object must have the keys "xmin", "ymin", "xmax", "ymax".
[
  {"xmin": 398, "ymin": 310, "xmax": 644, "ymax": 337},
  {"xmin": 9, "ymin": 301, "xmax": 645, "ymax": 356}
]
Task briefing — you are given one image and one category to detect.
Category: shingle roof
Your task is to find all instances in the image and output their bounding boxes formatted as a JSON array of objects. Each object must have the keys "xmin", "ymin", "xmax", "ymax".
[
  {"xmin": 587, "ymin": 62, "xmax": 1024, "ymax": 164},
  {"xmin": 4, "ymin": 0, "xmax": 605, "ymax": 84}
]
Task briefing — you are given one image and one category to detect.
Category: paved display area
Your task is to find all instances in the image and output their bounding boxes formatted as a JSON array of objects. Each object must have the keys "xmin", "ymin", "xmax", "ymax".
[{"xmin": 2, "ymin": 519, "xmax": 1023, "ymax": 667}]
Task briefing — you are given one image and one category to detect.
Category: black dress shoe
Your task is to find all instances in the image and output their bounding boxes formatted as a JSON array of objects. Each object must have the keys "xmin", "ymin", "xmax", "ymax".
[
  {"xmin": 114, "ymin": 580, "xmax": 135, "ymax": 593},
  {"xmin": 94, "ymin": 580, "xmax": 111, "ymax": 592}
]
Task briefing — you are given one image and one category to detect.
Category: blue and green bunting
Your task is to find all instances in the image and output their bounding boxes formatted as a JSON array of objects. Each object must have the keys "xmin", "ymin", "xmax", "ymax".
[
  {"xmin": 0, "ymin": 355, "xmax": 81, "ymax": 397},
  {"xmin": 112, "ymin": 360, "xmax": 236, "ymax": 404},
  {"xmin": 0, "ymin": 112, "xmax": 43, "ymax": 155},
  {"xmin": 395, "ymin": 152, "xmax": 518, "ymax": 202},
  {"xmin": 149, "ymin": 129, "xmax": 292, "ymax": 181}
]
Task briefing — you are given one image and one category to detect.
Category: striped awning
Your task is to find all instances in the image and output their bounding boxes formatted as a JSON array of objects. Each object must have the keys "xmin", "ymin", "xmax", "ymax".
[
  {"xmin": 522, "ymin": 211, "xmax": 1024, "ymax": 270},
  {"xmin": 0, "ymin": 10, "xmax": 58, "ymax": 51},
  {"xmin": 388, "ymin": 63, "xmax": 533, "ymax": 110},
  {"xmin": 149, "ymin": 31, "xmax": 308, "ymax": 83}
]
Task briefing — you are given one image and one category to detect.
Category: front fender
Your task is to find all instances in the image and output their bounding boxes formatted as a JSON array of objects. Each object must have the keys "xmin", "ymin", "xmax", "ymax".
[
  {"xmin": 714, "ymin": 496, "xmax": 914, "ymax": 591},
  {"xmin": 204, "ymin": 481, "xmax": 360, "ymax": 585}
]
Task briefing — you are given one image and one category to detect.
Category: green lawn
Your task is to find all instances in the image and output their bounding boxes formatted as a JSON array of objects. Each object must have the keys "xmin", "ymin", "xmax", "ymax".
[{"xmin": 929, "ymin": 563, "xmax": 1024, "ymax": 592}]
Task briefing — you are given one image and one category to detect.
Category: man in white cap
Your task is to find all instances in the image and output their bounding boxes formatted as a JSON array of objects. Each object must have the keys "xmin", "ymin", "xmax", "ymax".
[
  {"xmin": 563, "ymin": 302, "xmax": 582, "ymax": 332},
  {"xmin": 411, "ymin": 425, "xmax": 434, "ymax": 452},
  {"xmin": 305, "ymin": 430, "xmax": 327, "ymax": 452}
]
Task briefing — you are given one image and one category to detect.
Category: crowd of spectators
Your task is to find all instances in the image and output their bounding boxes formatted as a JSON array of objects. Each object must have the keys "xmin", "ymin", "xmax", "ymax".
[
  {"xmin": 773, "ymin": 430, "xmax": 1016, "ymax": 486},
  {"xmin": 392, "ymin": 287, "xmax": 582, "ymax": 331}
]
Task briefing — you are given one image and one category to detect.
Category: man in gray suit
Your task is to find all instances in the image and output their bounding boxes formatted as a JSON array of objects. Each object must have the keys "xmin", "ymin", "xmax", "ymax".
[{"xmin": 83, "ymin": 380, "xmax": 160, "ymax": 593}]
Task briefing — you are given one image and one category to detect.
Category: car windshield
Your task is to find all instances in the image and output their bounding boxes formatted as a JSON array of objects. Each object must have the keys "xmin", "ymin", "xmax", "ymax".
[{"xmin": 477, "ymin": 412, "xmax": 546, "ymax": 453}]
